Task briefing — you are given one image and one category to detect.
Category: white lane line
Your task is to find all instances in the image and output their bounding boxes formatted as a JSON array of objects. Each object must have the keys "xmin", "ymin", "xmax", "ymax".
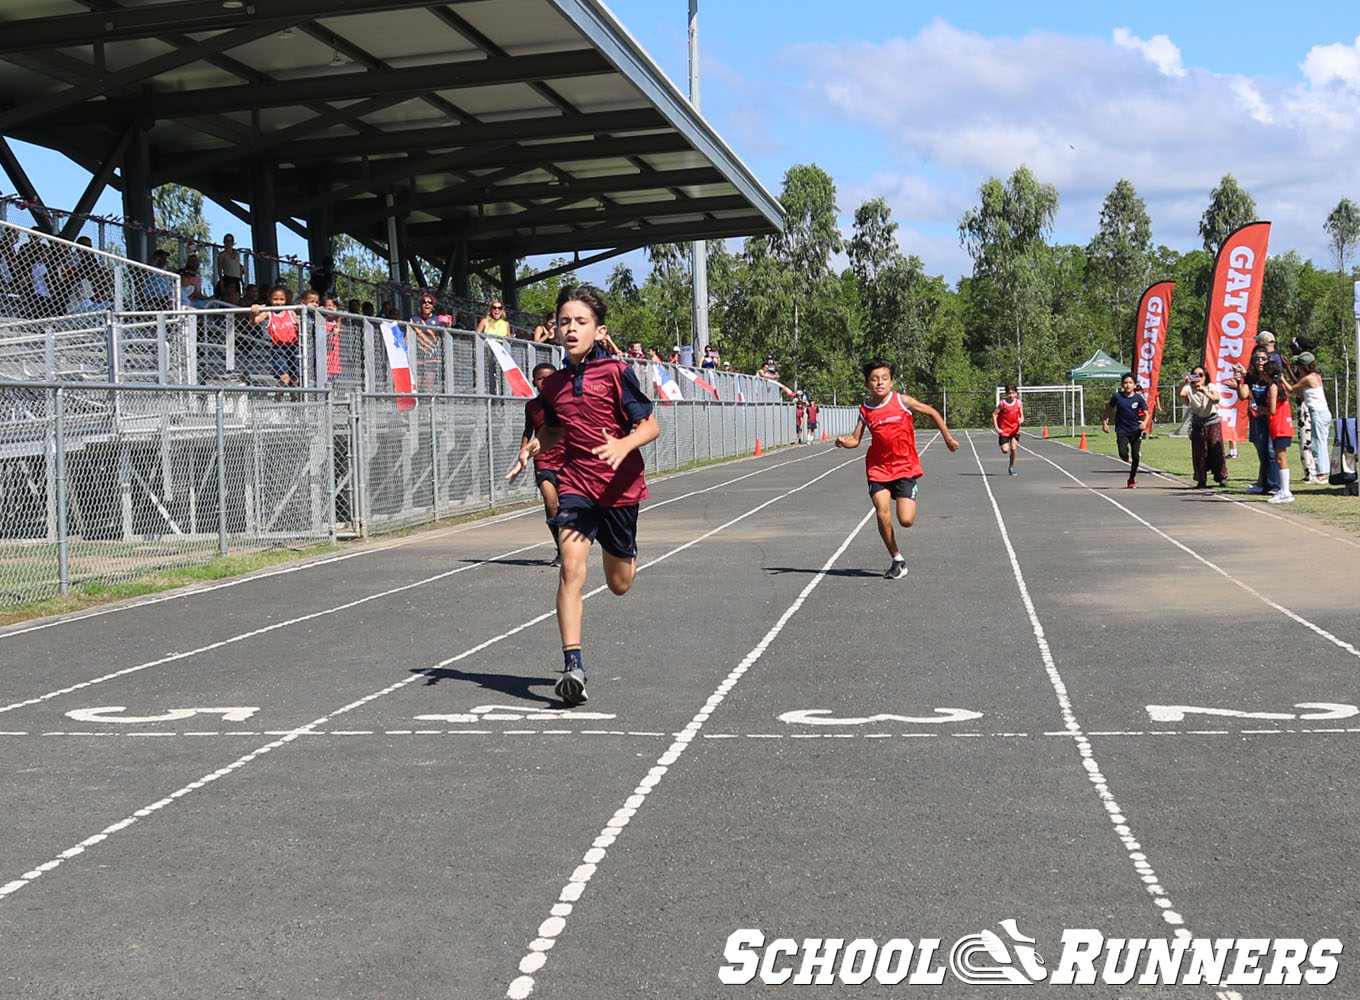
[
  {"xmin": 1028, "ymin": 445, "xmax": 1360, "ymax": 662},
  {"xmin": 0, "ymin": 452, "xmax": 852, "ymax": 718},
  {"xmin": 8, "ymin": 726, "xmax": 1360, "ymax": 740},
  {"xmin": 1028, "ymin": 437, "xmax": 1360, "ymax": 548},
  {"xmin": 0, "ymin": 454, "xmax": 861, "ymax": 904},
  {"xmin": 967, "ymin": 433, "xmax": 1193, "ymax": 938},
  {"xmin": 503, "ymin": 508, "xmax": 875, "ymax": 1000},
  {"xmin": 0, "ymin": 447, "xmax": 829, "ymax": 641}
]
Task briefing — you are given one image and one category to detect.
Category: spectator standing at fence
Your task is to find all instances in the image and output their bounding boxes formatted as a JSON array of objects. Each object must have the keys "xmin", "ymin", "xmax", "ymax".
[
  {"xmin": 806, "ymin": 398, "xmax": 819, "ymax": 443},
  {"xmin": 626, "ymin": 341, "xmax": 646, "ymax": 360},
  {"xmin": 700, "ymin": 346, "xmax": 718, "ymax": 370},
  {"xmin": 251, "ymin": 285, "xmax": 300, "ymax": 388},
  {"xmin": 217, "ymin": 235, "xmax": 243, "ymax": 297},
  {"xmin": 309, "ymin": 256, "xmax": 334, "ymax": 296},
  {"xmin": 532, "ymin": 315, "xmax": 556, "ymax": 343},
  {"xmin": 757, "ymin": 356, "xmax": 780, "ymax": 380},
  {"xmin": 409, "ymin": 291, "xmax": 451, "ymax": 393},
  {"xmin": 1102, "ymin": 373, "xmax": 1149, "ymax": 489},
  {"xmin": 0, "ymin": 228, "xmax": 17, "ymax": 295},
  {"xmin": 503, "ymin": 285, "xmax": 659, "ymax": 706},
  {"xmin": 477, "ymin": 300, "xmax": 510, "ymax": 337},
  {"xmin": 323, "ymin": 293, "xmax": 343, "ymax": 381},
  {"xmin": 143, "ymin": 248, "xmax": 174, "ymax": 311},
  {"xmin": 1283, "ymin": 351, "xmax": 1331, "ymax": 484},
  {"xmin": 181, "ymin": 253, "xmax": 209, "ymax": 307},
  {"xmin": 521, "ymin": 362, "xmax": 568, "ymax": 567},
  {"xmin": 835, "ymin": 358, "xmax": 959, "ymax": 579},
  {"xmin": 992, "ymin": 383, "xmax": 1024, "ymax": 476},
  {"xmin": 1179, "ymin": 365, "xmax": 1228, "ymax": 489},
  {"xmin": 26, "ymin": 240, "xmax": 57, "ymax": 317}
]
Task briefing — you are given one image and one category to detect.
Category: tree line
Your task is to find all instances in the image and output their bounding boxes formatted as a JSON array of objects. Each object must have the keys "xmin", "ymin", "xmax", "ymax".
[{"xmin": 530, "ymin": 164, "xmax": 1357, "ymax": 414}]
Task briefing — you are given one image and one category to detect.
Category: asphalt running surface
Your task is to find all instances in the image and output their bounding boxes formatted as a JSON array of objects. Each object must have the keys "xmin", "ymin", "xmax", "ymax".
[{"xmin": 2, "ymin": 431, "xmax": 1358, "ymax": 999}]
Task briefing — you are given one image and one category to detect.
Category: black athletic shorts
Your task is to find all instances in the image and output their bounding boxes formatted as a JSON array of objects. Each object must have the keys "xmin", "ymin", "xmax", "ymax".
[
  {"xmin": 551, "ymin": 494, "xmax": 639, "ymax": 559},
  {"xmin": 533, "ymin": 467, "xmax": 560, "ymax": 490},
  {"xmin": 868, "ymin": 477, "xmax": 919, "ymax": 500},
  {"xmin": 998, "ymin": 433, "xmax": 1019, "ymax": 448}
]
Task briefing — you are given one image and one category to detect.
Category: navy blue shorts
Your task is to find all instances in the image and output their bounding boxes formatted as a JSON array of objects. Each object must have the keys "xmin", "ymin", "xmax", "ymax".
[
  {"xmin": 551, "ymin": 494, "xmax": 639, "ymax": 559},
  {"xmin": 868, "ymin": 477, "xmax": 919, "ymax": 500},
  {"xmin": 534, "ymin": 467, "xmax": 560, "ymax": 490}
]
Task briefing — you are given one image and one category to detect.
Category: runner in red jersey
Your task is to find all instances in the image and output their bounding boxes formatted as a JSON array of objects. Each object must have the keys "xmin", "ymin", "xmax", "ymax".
[
  {"xmin": 521, "ymin": 363, "xmax": 568, "ymax": 566},
  {"xmin": 835, "ymin": 358, "xmax": 959, "ymax": 579},
  {"xmin": 992, "ymin": 383, "xmax": 1024, "ymax": 476},
  {"xmin": 504, "ymin": 286, "xmax": 659, "ymax": 705}
]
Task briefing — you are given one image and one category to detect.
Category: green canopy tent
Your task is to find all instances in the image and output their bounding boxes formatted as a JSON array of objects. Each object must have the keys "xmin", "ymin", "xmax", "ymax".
[
  {"xmin": 1068, "ymin": 349, "xmax": 1127, "ymax": 382},
  {"xmin": 1067, "ymin": 350, "xmax": 1128, "ymax": 426}
]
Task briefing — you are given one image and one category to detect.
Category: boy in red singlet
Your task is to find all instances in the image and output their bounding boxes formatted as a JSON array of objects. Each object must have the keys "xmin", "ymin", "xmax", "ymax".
[
  {"xmin": 504, "ymin": 286, "xmax": 660, "ymax": 705},
  {"xmin": 992, "ymin": 383, "xmax": 1024, "ymax": 476},
  {"xmin": 835, "ymin": 358, "xmax": 959, "ymax": 579},
  {"xmin": 520, "ymin": 363, "xmax": 567, "ymax": 566}
]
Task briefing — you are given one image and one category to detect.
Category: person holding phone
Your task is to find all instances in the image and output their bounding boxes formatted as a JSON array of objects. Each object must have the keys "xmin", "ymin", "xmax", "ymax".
[{"xmin": 1179, "ymin": 365, "xmax": 1227, "ymax": 488}]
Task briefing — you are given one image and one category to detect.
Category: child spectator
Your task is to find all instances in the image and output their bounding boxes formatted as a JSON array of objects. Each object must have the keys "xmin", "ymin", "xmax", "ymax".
[
  {"xmin": 834, "ymin": 358, "xmax": 959, "ymax": 579},
  {"xmin": 1264, "ymin": 360, "xmax": 1296, "ymax": 503},
  {"xmin": 250, "ymin": 284, "xmax": 299, "ymax": 387},
  {"xmin": 323, "ymin": 293, "xmax": 342, "ymax": 381},
  {"xmin": 503, "ymin": 285, "xmax": 659, "ymax": 705},
  {"xmin": 806, "ymin": 397, "xmax": 819, "ymax": 443}
]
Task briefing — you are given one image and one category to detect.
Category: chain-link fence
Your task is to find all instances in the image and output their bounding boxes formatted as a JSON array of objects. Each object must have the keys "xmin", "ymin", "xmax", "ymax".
[
  {"xmin": 0, "ymin": 375, "xmax": 857, "ymax": 606},
  {"xmin": 0, "ymin": 381, "xmax": 335, "ymax": 604}
]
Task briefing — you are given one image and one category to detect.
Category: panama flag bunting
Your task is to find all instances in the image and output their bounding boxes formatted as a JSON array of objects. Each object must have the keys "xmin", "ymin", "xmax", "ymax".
[
  {"xmin": 378, "ymin": 320, "xmax": 417, "ymax": 411},
  {"xmin": 776, "ymin": 381, "xmax": 796, "ymax": 398},
  {"xmin": 1202, "ymin": 221, "xmax": 1271, "ymax": 444},
  {"xmin": 652, "ymin": 363, "xmax": 686, "ymax": 402},
  {"xmin": 675, "ymin": 366, "xmax": 720, "ymax": 398},
  {"xmin": 735, "ymin": 374, "xmax": 746, "ymax": 403},
  {"xmin": 485, "ymin": 337, "xmax": 535, "ymax": 398}
]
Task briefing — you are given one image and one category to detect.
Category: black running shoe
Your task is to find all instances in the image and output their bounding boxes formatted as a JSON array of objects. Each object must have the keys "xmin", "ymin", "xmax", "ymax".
[
  {"xmin": 549, "ymin": 551, "xmax": 561, "ymax": 568},
  {"xmin": 555, "ymin": 666, "xmax": 587, "ymax": 706},
  {"xmin": 884, "ymin": 558, "xmax": 908, "ymax": 580}
]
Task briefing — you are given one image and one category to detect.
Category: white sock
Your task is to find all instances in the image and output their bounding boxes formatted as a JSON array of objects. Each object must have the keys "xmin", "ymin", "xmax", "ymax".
[
  {"xmin": 892, "ymin": 554, "xmax": 905, "ymax": 564},
  {"xmin": 1279, "ymin": 468, "xmax": 1290, "ymax": 495}
]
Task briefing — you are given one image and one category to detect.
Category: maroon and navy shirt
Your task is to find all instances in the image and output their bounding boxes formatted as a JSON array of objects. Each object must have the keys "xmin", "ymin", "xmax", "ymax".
[
  {"xmin": 859, "ymin": 392, "xmax": 923, "ymax": 481},
  {"xmin": 540, "ymin": 345, "xmax": 654, "ymax": 506},
  {"xmin": 523, "ymin": 397, "xmax": 566, "ymax": 472}
]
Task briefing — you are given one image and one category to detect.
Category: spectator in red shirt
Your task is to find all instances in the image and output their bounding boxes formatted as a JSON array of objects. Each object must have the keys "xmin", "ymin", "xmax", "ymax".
[{"xmin": 504, "ymin": 286, "xmax": 659, "ymax": 706}]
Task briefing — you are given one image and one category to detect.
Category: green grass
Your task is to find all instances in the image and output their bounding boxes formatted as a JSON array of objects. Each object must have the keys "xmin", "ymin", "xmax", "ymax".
[
  {"xmin": 1047, "ymin": 426, "xmax": 1360, "ymax": 534},
  {"xmin": 0, "ymin": 543, "xmax": 339, "ymax": 627}
]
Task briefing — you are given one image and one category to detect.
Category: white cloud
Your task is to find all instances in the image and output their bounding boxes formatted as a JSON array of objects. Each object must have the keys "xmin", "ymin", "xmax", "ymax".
[
  {"xmin": 1112, "ymin": 28, "xmax": 1186, "ymax": 79},
  {"xmin": 768, "ymin": 20, "xmax": 1360, "ymax": 280}
]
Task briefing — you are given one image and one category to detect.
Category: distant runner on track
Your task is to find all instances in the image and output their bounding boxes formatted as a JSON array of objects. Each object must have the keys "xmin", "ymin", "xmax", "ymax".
[
  {"xmin": 835, "ymin": 358, "xmax": 959, "ymax": 580},
  {"xmin": 992, "ymin": 383, "xmax": 1023, "ymax": 476}
]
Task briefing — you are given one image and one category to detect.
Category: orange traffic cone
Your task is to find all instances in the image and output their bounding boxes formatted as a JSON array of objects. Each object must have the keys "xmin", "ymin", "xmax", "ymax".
[
  {"xmin": 753, "ymin": 437, "xmax": 763, "ymax": 457},
  {"xmin": 1042, "ymin": 426, "xmax": 1049, "ymax": 438},
  {"xmin": 1078, "ymin": 432, "xmax": 1088, "ymax": 451},
  {"xmin": 821, "ymin": 429, "xmax": 828, "ymax": 442}
]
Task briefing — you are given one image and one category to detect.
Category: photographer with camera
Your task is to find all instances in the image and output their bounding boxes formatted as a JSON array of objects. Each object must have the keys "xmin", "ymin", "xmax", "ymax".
[{"xmin": 1179, "ymin": 364, "xmax": 1228, "ymax": 489}]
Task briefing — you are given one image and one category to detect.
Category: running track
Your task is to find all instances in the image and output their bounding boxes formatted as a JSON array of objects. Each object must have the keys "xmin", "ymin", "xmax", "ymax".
[{"xmin": 1, "ymin": 432, "xmax": 1358, "ymax": 999}]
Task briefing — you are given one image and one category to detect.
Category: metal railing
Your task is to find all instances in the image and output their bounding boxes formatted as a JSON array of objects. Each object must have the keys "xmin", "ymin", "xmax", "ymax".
[{"xmin": 0, "ymin": 378, "xmax": 857, "ymax": 607}]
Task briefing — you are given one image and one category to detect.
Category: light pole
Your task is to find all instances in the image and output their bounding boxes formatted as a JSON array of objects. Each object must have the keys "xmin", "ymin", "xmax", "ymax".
[{"xmin": 688, "ymin": 0, "xmax": 710, "ymax": 360}]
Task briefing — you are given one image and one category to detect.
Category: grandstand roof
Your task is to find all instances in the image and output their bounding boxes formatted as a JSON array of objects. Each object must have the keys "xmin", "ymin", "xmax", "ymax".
[{"xmin": 0, "ymin": 0, "xmax": 783, "ymax": 275}]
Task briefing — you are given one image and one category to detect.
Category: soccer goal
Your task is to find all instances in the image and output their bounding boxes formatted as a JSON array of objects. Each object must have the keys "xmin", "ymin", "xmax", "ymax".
[{"xmin": 994, "ymin": 384, "xmax": 1085, "ymax": 437}]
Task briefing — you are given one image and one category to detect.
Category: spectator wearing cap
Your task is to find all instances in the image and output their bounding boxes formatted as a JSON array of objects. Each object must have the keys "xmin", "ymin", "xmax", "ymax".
[
  {"xmin": 1256, "ymin": 330, "xmax": 1285, "ymax": 371},
  {"xmin": 1282, "ymin": 351, "xmax": 1331, "ymax": 483}
]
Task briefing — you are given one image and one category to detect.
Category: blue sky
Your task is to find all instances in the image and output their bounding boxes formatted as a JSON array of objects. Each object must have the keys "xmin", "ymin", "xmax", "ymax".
[{"xmin": 7, "ymin": 2, "xmax": 1360, "ymax": 286}]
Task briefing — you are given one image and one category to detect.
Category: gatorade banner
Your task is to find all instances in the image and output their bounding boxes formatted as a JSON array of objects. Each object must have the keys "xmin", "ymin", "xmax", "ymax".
[
  {"xmin": 1203, "ymin": 221, "xmax": 1270, "ymax": 443},
  {"xmin": 485, "ymin": 337, "xmax": 534, "ymax": 398},
  {"xmin": 1133, "ymin": 280, "xmax": 1175, "ymax": 412}
]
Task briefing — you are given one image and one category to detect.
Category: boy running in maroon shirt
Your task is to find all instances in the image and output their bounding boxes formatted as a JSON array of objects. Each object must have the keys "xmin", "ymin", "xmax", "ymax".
[
  {"xmin": 521, "ymin": 362, "xmax": 567, "ymax": 566},
  {"xmin": 992, "ymin": 383, "xmax": 1023, "ymax": 476},
  {"xmin": 835, "ymin": 359, "xmax": 959, "ymax": 579},
  {"xmin": 505, "ymin": 286, "xmax": 660, "ymax": 705}
]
